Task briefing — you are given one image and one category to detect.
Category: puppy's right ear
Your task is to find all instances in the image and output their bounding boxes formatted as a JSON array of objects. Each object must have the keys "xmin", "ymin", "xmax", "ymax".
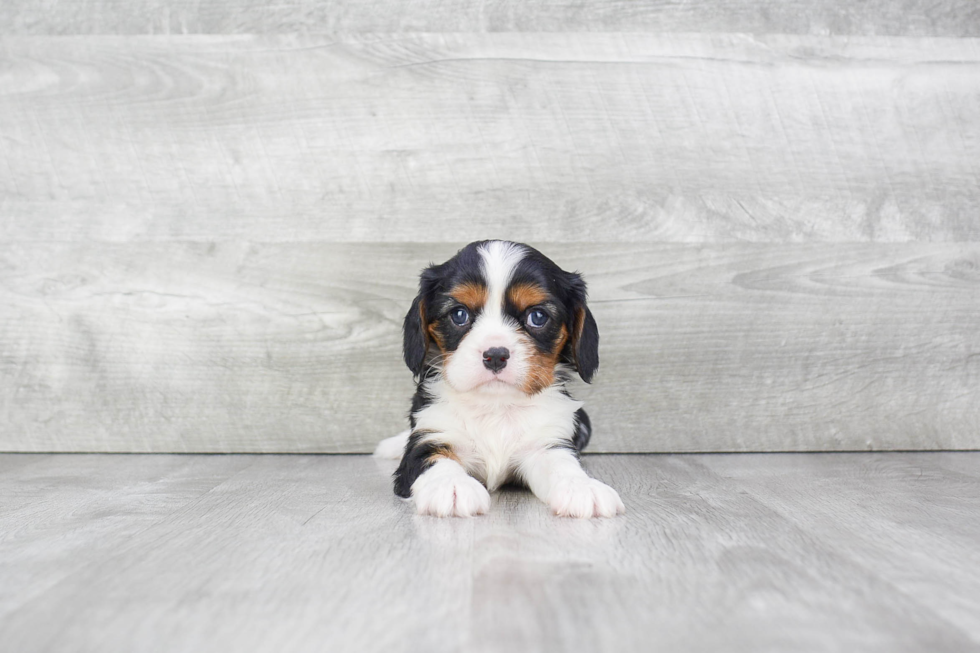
[
  {"xmin": 403, "ymin": 265, "xmax": 442, "ymax": 378},
  {"xmin": 403, "ymin": 292, "xmax": 428, "ymax": 377}
]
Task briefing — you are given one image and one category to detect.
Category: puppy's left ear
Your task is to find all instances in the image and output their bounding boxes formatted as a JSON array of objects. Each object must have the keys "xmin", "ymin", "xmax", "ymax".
[
  {"xmin": 572, "ymin": 305, "xmax": 600, "ymax": 383},
  {"xmin": 563, "ymin": 272, "xmax": 600, "ymax": 383}
]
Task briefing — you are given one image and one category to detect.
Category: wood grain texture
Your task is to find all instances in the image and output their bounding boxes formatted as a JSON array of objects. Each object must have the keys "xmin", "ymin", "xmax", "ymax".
[
  {"xmin": 2, "ymin": 242, "xmax": 978, "ymax": 453},
  {"xmin": 700, "ymin": 453, "xmax": 980, "ymax": 640},
  {"xmin": 2, "ymin": 0, "xmax": 980, "ymax": 36},
  {"xmin": 2, "ymin": 453, "xmax": 979, "ymax": 652},
  {"xmin": 0, "ymin": 454, "xmax": 256, "ymax": 615},
  {"xmin": 0, "ymin": 241, "xmax": 423, "ymax": 453},
  {"xmin": 2, "ymin": 34, "xmax": 979, "ymax": 243},
  {"xmin": 0, "ymin": 454, "xmax": 475, "ymax": 653}
]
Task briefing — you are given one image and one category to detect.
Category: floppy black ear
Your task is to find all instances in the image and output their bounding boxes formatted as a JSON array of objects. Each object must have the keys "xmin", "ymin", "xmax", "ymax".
[
  {"xmin": 403, "ymin": 264, "xmax": 444, "ymax": 378},
  {"xmin": 561, "ymin": 271, "xmax": 599, "ymax": 383},
  {"xmin": 402, "ymin": 293, "xmax": 428, "ymax": 377},
  {"xmin": 573, "ymin": 305, "xmax": 600, "ymax": 383}
]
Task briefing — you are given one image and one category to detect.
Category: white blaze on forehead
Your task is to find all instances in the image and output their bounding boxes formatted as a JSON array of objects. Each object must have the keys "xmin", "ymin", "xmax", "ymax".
[
  {"xmin": 478, "ymin": 240, "xmax": 526, "ymax": 316},
  {"xmin": 442, "ymin": 240, "xmax": 528, "ymax": 393}
]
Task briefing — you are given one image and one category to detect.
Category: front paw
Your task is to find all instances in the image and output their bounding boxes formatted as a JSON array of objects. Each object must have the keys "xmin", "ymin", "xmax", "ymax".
[
  {"xmin": 549, "ymin": 478, "xmax": 625, "ymax": 518},
  {"xmin": 411, "ymin": 462, "xmax": 491, "ymax": 518}
]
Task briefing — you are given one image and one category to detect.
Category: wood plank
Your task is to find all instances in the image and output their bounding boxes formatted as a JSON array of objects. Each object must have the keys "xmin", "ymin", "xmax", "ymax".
[
  {"xmin": 929, "ymin": 451, "xmax": 980, "ymax": 479},
  {"xmin": 2, "ymin": 0, "xmax": 980, "ymax": 36},
  {"xmin": 700, "ymin": 452, "xmax": 980, "ymax": 640},
  {"xmin": 581, "ymin": 242, "xmax": 980, "ymax": 452},
  {"xmin": 0, "ymin": 241, "xmax": 425, "ymax": 453},
  {"xmin": 1, "ymin": 242, "xmax": 978, "ymax": 453},
  {"xmin": 0, "ymin": 453, "xmax": 49, "ymax": 476},
  {"xmin": 3, "ymin": 453, "xmax": 980, "ymax": 651},
  {"xmin": 473, "ymin": 454, "xmax": 980, "ymax": 651},
  {"xmin": 2, "ymin": 34, "xmax": 979, "ymax": 243},
  {"xmin": 1, "ymin": 455, "xmax": 476, "ymax": 653},
  {"xmin": 0, "ymin": 454, "xmax": 256, "ymax": 617}
]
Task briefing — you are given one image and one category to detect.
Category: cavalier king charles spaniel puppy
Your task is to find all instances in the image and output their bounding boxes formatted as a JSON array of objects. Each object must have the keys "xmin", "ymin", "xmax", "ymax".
[{"xmin": 375, "ymin": 240, "xmax": 624, "ymax": 519}]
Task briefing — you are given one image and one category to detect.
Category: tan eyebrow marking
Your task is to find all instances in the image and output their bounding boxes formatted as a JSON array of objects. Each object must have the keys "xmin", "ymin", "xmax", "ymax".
[
  {"xmin": 507, "ymin": 283, "xmax": 549, "ymax": 313},
  {"xmin": 448, "ymin": 282, "xmax": 488, "ymax": 310}
]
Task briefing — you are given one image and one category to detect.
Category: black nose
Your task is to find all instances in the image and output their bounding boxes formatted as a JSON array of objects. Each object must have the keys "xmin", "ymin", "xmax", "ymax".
[{"xmin": 482, "ymin": 347, "xmax": 510, "ymax": 373}]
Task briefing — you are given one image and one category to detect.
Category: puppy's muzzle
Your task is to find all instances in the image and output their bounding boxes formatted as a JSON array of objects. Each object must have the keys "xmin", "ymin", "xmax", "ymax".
[{"xmin": 482, "ymin": 347, "xmax": 510, "ymax": 373}]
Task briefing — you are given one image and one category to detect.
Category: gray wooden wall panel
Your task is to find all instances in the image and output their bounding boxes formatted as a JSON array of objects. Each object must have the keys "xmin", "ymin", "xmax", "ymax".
[
  {"xmin": 2, "ymin": 34, "xmax": 979, "ymax": 243},
  {"xmin": 3, "ymin": 1, "xmax": 980, "ymax": 36},
  {"xmin": 2, "ymin": 242, "xmax": 977, "ymax": 453},
  {"xmin": 3, "ymin": 22, "xmax": 979, "ymax": 452}
]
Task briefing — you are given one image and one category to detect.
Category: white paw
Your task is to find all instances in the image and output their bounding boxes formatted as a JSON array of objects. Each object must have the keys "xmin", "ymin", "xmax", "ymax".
[
  {"xmin": 411, "ymin": 459, "xmax": 491, "ymax": 518},
  {"xmin": 548, "ymin": 477, "xmax": 625, "ymax": 518},
  {"xmin": 374, "ymin": 429, "xmax": 411, "ymax": 459}
]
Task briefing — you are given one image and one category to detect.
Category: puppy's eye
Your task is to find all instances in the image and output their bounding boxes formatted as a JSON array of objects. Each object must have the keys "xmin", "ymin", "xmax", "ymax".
[
  {"xmin": 450, "ymin": 307, "xmax": 470, "ymax": 326},
  {"xmin": 526, "ymin": 308, "xmax": 550, "ymax": 329}
]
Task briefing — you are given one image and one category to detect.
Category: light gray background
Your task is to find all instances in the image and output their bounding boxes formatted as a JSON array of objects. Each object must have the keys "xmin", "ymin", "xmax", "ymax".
[{"xmin": 1, "ymin": 3, "xmax": 979, "ymax": 452}]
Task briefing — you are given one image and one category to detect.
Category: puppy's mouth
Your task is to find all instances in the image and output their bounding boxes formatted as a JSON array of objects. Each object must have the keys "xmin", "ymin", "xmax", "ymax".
[
  {"xmin": 479, "ymin": 376, "xmax": 515, "ymax": 388},
  {"xmin": 468, "ymin": 372, "xmax": 526, "ymax": 395}
]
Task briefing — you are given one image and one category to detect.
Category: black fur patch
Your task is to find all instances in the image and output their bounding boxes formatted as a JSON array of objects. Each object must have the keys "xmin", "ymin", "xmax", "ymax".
[
  {"xmin": 408, "ymin": 381, "xmax": 434, "ymax": 430},
  {"xmin": 393, "ymin": 430, "xmax": 445, "ymax": 498},
  {"xmin": 572, "ymin": 407, "xmax": 592, "ymax": 452},
  {"xmin": 550, "ymin": 407, "xmax": 593, "ymax": 458}
]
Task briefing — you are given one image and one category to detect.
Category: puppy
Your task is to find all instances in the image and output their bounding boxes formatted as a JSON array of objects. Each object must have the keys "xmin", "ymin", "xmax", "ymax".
[{"xmin": 374, "ymin": 240, "xmax": 624, "ymax": 519}]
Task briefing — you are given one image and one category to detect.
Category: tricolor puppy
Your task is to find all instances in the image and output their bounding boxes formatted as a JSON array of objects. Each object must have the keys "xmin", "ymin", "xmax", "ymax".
[{"xmin": 374, "ymin": 240, "xmax": 625, "ymax": 519}]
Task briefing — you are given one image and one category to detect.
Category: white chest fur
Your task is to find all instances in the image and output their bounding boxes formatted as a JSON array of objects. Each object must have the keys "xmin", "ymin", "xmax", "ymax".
[{"xmin": 413, "ymin": 379, "xmax": 583, "ymax": 491}]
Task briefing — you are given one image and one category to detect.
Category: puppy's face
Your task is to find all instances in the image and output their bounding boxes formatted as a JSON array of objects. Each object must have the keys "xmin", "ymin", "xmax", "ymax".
[{"xmin": 403, "ymin": 241, "xmax": 599, "ymax": 395}]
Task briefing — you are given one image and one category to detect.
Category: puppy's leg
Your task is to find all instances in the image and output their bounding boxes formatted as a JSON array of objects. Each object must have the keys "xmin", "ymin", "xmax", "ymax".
[
  {"xmin": 518, "ymin": 447, "xmax": 625, "ymax": 518},
  {"xmin": 394, "ymin": 432, "xmax": 490, "ymax": 517}
]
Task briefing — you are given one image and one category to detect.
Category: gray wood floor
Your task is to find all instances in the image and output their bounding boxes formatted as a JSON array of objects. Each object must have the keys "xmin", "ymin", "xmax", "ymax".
[{"xmin": 2, "ymin": 452, "xmax": 979, "ymax": 652}]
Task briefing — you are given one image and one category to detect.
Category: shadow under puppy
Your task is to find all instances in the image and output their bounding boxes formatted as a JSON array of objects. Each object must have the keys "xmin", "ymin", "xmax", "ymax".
[{"xmin": 375, "ymin": 240, "xmax": 625, "ymax": 518}]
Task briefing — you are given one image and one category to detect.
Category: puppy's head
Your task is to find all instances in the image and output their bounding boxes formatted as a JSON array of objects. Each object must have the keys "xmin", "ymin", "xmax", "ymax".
[{"xmin": 403, "ymin": 240, "xmax": 598, "ymax": 395}]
